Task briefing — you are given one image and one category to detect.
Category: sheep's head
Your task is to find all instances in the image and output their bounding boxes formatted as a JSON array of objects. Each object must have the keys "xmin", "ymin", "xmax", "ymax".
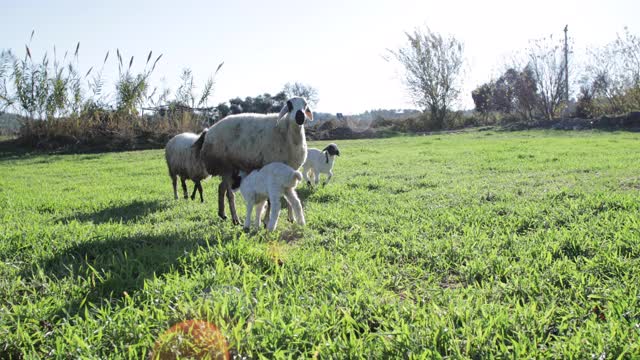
[
  {"xmin": 322, "ymin": 143, "xmax": 340, "ymax": 156},
  {"xmin": 230, "ymin": 170, "xmax": 243, "ymax": 191},
  {"xmin": 278, "ymin": 97, "xmax": 313, "ymax": 125},
  {"xmin": 322, "ymin": 143, "xmax": 340, "ymax": 163}
]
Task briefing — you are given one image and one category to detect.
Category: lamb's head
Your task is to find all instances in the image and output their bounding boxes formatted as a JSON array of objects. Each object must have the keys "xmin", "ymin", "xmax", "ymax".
[
  {"xmin": 278, "ymin": 97, "xmax": 313, "ymax": 125},
  {"xmin": 322, "ymin": 143, "xmax": 340, "ymax": 163},
  {"xmin": 322, "ymin": 143, "xmax": 340, "ymax": 157},
  {"xmin": 230, "ymin": 170, "xmax": 244, "ymax": 192}
]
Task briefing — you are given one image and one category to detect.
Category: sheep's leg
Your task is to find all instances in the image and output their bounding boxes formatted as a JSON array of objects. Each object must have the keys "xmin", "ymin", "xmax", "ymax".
[
  {"xmin": 171, "ymin": 174, "xmax": 178, "ymax": 200},
  {"xmin": 285, "ymin": 189, "xmax": 305, "ymax": 226},
  {"xmin": 267, "ymin": 195, "xmax": 281, "ymax": 231},
  {"xmin": 198, "ymin": 182, "xmax": 204, "ymax": 203},
  {"xmin": 190, "ymin": 180, "xmax": 198, "ymax": 200},
  {"xmin": 313, "ymin": 170, "xmax": 320, "ymax": 186},
  {"xmin": 181, "ymin": 177, "xmax": 189, "ymax": 199},
  {"xmin": 225, "ymin": 180, "xmax": 240, "ymax": 225},
  {"xmin": 323, "ymin": 171, "xmax": 333, "ymax": 186},
  {"xmin": 217, "ymin": 181, "xmax": 227, "ymax": 220},
  {"xmin": 255, "ymin": 200, "xmax": 267, "ymax": 229}
]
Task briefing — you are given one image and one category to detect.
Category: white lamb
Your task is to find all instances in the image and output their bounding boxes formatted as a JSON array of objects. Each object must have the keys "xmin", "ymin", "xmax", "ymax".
[
  {"xmin": 302, "ymin": 143, "xmax": 340, "ymax": 187},
  {"xmin": 164, "ymin": 130, "xmax": 210, "ymax": 202},
  {"xmin": 231, "ymin": 162, "xmax": 305, "ymax": 232}
]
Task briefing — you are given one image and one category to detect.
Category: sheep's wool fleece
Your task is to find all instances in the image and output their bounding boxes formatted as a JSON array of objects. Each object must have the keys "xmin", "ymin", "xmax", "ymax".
[
  {"xmin": 165, "ymin": 133, "xmax": 210, "ymax": 181},
  {"xmin": 201, "ymin": 113, "xmax": 307, "ymax": 174}
]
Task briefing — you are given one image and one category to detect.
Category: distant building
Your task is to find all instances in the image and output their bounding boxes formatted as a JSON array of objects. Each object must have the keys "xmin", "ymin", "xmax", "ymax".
[{"xmin": 336, "ymin": 113, "xmax": 344, "ymax": 120}]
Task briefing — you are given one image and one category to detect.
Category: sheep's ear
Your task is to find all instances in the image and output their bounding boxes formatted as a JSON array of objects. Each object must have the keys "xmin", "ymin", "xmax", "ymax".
[
  {"xmin": 305, "ymin": 106, "xmax": 314, "ymax": 122},
  {"xmin": 278, "ymin": 100, "xmax": 292, "ymax": 121},
  {"xmin": 325, "ymin": 151, "xmax": 329, "ymax": 164}
]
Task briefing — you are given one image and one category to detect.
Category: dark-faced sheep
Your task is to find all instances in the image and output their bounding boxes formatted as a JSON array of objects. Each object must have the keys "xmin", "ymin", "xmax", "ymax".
[{"xmin": 196, "ymin": 97, "xmax": 313, "ymax": 224}]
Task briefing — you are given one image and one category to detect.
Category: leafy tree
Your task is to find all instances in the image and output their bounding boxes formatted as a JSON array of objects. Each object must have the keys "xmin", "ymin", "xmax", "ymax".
[
  {"xmin": 215, "ymin": 102, "xmax": 230, "ymax": 119},
  {"xmin": 512, "ymin": 66, "xmax": 538, "ymax": 120},
  {"xmin": 473, "ymin": 67, "xmax": 538, "ymax": 122},
  {"xmin": 472, "ymin": 83, "xmax": 493, "ymax": 121}
]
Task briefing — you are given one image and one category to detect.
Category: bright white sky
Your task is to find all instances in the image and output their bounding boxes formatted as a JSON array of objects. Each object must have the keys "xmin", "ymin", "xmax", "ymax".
[{"xmin": 2, "ymin": 0, "xmax": 638, "ymax": 114}]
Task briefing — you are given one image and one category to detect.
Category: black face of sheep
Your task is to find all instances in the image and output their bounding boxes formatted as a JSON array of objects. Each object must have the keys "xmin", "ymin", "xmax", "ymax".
[
  {"xmin": 322, "ymin": 143, "xmax": 340, "ymax": 156},
  {"xmin": 230, "ymin": 170, "xmax": 242, "ymax": 191},
  {"xmin": 279, "ymin": 97, "xmax": 313, "ymax": 125}
]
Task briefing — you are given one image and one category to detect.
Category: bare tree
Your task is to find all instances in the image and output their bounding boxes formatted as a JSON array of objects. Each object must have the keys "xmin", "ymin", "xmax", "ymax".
[
  {"xmin": 387, "ymin": 27, "xmax": 464, "ymax": 129},
  {"xmin": 283, "ymin": 82, "xmax": 319, "ymax": 107},
  {"xmin": 581, "ymin": 27, "xmax": 640, "ymax": 116},
  {"xmin": 525, "ymin": 36, "xmax": 568, "ymax": 120},
  {"xmin": 616, "ymin": 27, "xmax": 640, "ymax": 87}
]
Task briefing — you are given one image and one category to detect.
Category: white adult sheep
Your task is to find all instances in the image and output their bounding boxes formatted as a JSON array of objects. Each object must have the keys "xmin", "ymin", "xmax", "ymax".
[
  {"xmin": 302, "ymin": 143, "xmax": 340, "ymax": 187},
  {"xmin": 164, "ymin": 129, "xmax": 210, "ymax": 202},
  {"xmin": 231, "ymin": 162, "xmax": 305, "ymax": 231},
  {"xmin": 197, "ymin": 97, "xmax": 313, "ymax": 225}
]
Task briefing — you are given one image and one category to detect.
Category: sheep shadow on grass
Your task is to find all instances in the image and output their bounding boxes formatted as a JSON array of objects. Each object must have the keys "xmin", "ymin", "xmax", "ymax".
[
  {"xmin": 29, "ymin": 225, "xmax": 241, "ymax": 320},
  {"xmin": 295, "ymin": 186, "xmax": 314, "ymax": 203},
  {"xmin": 57, "ymin": 199, "xmax": 166, "ymax": 225}
]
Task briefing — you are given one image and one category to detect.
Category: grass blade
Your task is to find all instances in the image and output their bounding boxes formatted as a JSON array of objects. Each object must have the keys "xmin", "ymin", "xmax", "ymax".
[
  {"xmin": 215, "ymin": 61, "xmax": 224, "ymax": 74},
  {"xmin": 151, "ymin": 54, "xmax": 163, "ymax": 72}
]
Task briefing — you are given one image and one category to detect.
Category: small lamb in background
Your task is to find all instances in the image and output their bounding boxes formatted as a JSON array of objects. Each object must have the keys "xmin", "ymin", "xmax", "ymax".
[
  {"xmin": 164, "ymin": 129, "xmax": 210, "ymax": 202},
  {"xmin": 231, "ymin": 162, "xmax": 305, "ymax": 231},
  {"xmin": 302, "ymin": 143, "xmax": 340, "ymax": 187}
]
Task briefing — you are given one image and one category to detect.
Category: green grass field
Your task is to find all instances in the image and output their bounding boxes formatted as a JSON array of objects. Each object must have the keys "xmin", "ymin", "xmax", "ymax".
[{"xmin": 1, "ymin": 131, "xmax": 639, "ymax": 359}]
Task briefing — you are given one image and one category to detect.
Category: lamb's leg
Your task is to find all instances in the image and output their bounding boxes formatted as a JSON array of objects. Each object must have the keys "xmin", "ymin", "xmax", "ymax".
[
  {"xmin": 225, "ymin": 179, "xmax": 240, "ymax": 225},
  {"xmin": 285, "ymin": 189, "xmax": 305, "ymax": 226},
  {"xmin": 323, "ymin": 171, "xmax": 333, "ymax": 186},
  {"xmin": 198, "ymin": 182, "xmax": 204, "ymax": 203},
  {"xmin": 313, "ymin": 170, "xmax": 320, "ymax": 186},
  {"xmin": 171, "ymin": 174, "xmax": 178, "ymax": 200},
  {"xmin": 181, "ymin": 177, "xmax": 189, "ymax": 199},
  {"xmin": 190, "ymin": 180, "xmax": 198, "ymax": 200},
  {"xmin": 217, "ymin": 180, "xmax": 227, "ymax": 220},
  {"xmin": 309, "ymin": 171, "xmax": 315, "ymax": 187},
  {"xmin": 262, "ymin": 200, "xmax": 270, "ymax": 228},
  {"xmin": 267, "ymin": 195, "xmax": 281, "ymax": 231},
  {"xmin": 303, "ymin": 167, "xmax": 311, "ymax": 186},
  {"xmin": 283, "ymin": 196, "xmax": 294, "ymax": 222},
  {"xmin": 255, "ymin": 200, "xmax": 267, "ymax": 229},
  {"xmin": 244, "ymin": 199, "xmax": 253, "ymax": 231}
]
